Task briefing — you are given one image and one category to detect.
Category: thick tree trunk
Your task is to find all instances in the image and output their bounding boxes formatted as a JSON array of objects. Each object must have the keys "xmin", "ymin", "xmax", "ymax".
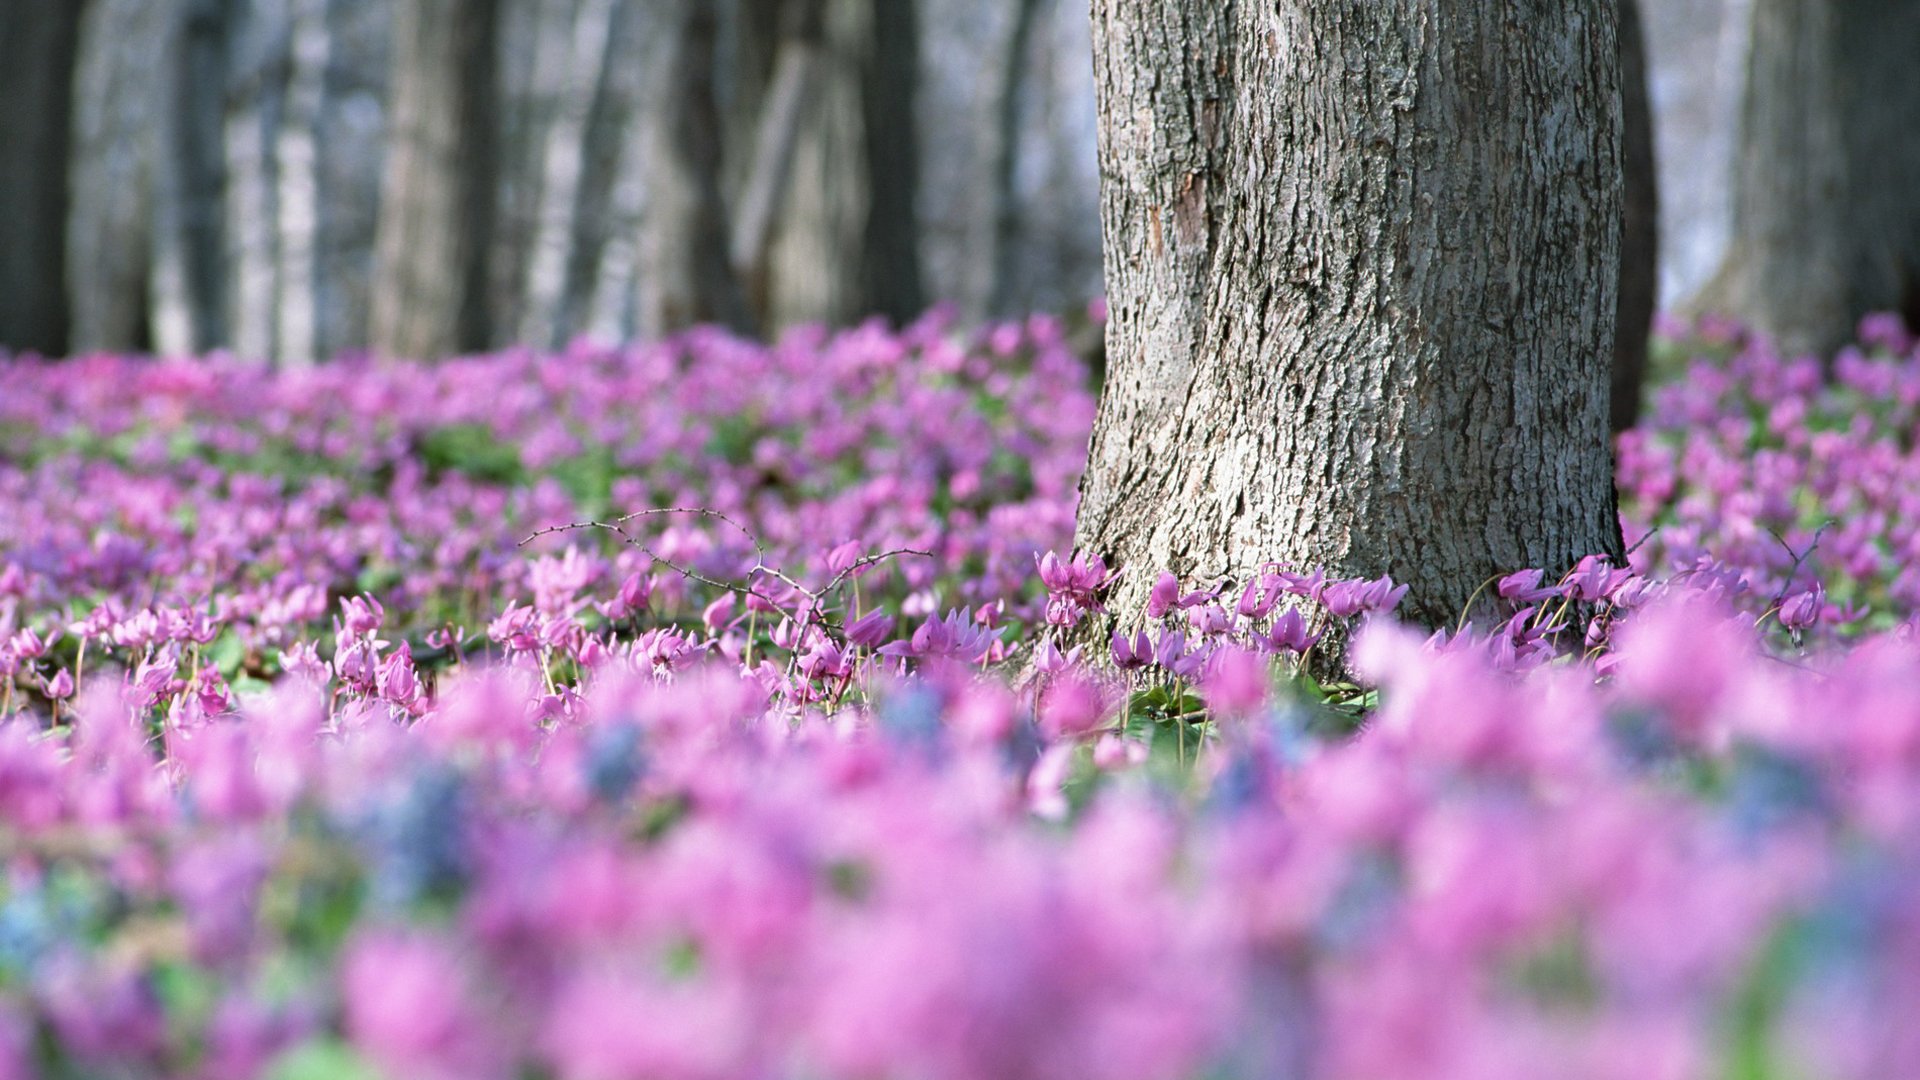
[
  {"xmin": 0, "ymin": 0, "xmax": 86, "ymax": 355},
  {"xmin": 370, "ymin": 0, "xmax": 501, "ymax": 359},
  {"xmin": 1074, "ymin": 1, "xmax": 1625, "ymax": 638},
  {"xmin": 1703, "ymin": 0, "xmax": 1920, "ymax": 357},
  {"xmin": 1612, "ymin": 0, "xmax": 1658, "ymax": 433}
]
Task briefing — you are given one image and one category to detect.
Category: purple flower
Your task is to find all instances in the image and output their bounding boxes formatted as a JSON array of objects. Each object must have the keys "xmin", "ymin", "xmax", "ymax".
[
  {"xmin": 1111, "ymin": 627, "xmax": 1152, "ymax": 670},
  {"xmin": 845, "ymin": 609, "xmax": 894, "ymax": 649},
  {"xmin": 1259, "ymin": 607, "xmax": 1322, "ymax": 655},
  {"xmin": 338, "ymin": 594, "xmax": 385, "ymax": 636},
  {"xmin": 1321, "ymin": 574, "xmax": 1410, "ymax": 618},
  {"xmin": 1496, "ymin": 568, "xmax": 1561, "ymax": 604},
  {"xmin": 1778, "ymin": 587, "xmax": 1823, "ymax": 631}
]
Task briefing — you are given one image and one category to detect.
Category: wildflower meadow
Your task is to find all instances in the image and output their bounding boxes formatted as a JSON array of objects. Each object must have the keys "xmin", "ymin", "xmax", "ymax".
[{"xmin": 4, "ymin": 309, "xmax": 1920, "ymax": 1079}]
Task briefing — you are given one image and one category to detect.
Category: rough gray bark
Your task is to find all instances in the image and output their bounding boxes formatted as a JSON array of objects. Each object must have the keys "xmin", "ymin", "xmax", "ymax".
[
  {"xmin": 370, "ymin": 0, "xmax": 501, "ymax": 359},
  {"xmin": 1074, "ymin": 0, "xmax": 1626, "ymax": 638},
  {"xmin": 67, "ymin": 0, "xmax": 168, "ymax": 354},
  {"xmin": 1702, "ymin": 0, "xmax": 1920, "ymax": 357},
  {"xmin": 1613, "ymin": 0, "xmax": 1658, "ymax": 433},
  {"xmin": 0, "ymin": 0, "xmax": 86, "ymax": 355}
]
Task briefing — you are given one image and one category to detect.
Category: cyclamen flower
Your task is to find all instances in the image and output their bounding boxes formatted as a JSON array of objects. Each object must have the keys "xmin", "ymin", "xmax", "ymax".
[
  {"xmin": 1111, "ymin": 627, "xmax": 1152, "ymax": 671},
  {"xmin": 1564, "ymin": 554, "xmax": 1629, "ymax": 602},
  {"xmin": 43, "ymin": 669, "xmax": 74, "ymax": 701}
]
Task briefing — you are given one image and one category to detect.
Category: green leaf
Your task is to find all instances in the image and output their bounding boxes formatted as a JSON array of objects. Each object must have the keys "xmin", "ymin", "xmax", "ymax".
[{"xmin": 266, "ymin": 1039, "xmax": 388, "ymax": 1080}]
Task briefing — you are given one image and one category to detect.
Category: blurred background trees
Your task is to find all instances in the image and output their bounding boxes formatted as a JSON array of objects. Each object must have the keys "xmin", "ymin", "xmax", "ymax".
[{"xmin": 0, "ymin": 0, "xmax": 1913, "ymax": 365}]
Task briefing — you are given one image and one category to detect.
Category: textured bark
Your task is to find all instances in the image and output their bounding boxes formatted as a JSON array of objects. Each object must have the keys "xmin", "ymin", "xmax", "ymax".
[
  {"xmin": 1074, "ymin": 0, "xmax": 1626, "ymax": 638},
  {"xmin": 67, "ymin": 0, "xmax": 169, "ymax": 354},
  {"xmin": 1704, "ymin": 0, "xmax": 1920, "ymax": 357},
  {"xmin": 1613, "ymin": 0, "xmax": 1658, "ymax": 432},
  {"xmin": 370, "ymin": 0, "xmax": 501, "ymax": 359},
  {"xmin": 0, "ymin": 0, "xmax": 86, "ymax": 355}
]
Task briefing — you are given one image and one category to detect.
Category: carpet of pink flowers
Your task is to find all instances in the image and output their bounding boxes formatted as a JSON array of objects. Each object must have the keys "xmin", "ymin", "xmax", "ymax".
[{"xmin": 2, "ymin": 310, "xmax": 1920, "ymax": 1079}]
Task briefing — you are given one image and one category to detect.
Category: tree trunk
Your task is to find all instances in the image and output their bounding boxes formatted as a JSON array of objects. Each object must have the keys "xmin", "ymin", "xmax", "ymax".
[
  {"xmin": 1073, "ymin": 0, "xmax": 1625, "ymax": 639},
  {"xmin": 0, "ymin": 0, "xmax": 86, "ymax": 356},
  {"xmin": 223, "ymin": 0, "xmax": 289, "ymax": 364},
  {"xmin": 984, "ymin": 0, "xmax": 1046, "ymax": 318},
  {"xmin": 370, "ymin": 0, "xmax": 501, "ymax": 359},
  {"xmin": 1612, "ymin": 0, "xmax": 1658, "ymax": 433},
  {"xmin": 1703, "ymin": 0, "xmax": 1920, "ymax": 357},
  {"xmin": 518, "ymin": 0, "xmax": 620, "ymax": 348},
  {"xmin": 274, "ymin": 0, "xmax": 334, "ymax": 367},
  {"xmin": 67, "ymin": 0, "xmax": 168, "ymax": 354},
  {"xmin": 151, "ymin": 0, "xmax": 232, "ymax": 357},
  {"xmin": 763, "ymin": 0, "xmax": 924, "ymax": 329},
  {"xmin": 635, "ymin": 0, "xmax": 755, "ymax": 337}
]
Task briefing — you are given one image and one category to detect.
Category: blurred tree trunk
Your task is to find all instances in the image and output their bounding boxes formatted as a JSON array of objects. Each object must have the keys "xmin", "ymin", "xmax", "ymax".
[
  {"xmin": 1073, "ymin": 0, "xmax": 1625, "ymax": 640},
  {"xmin": 519, "ymin": 0, "xmax": 621, "ymax": 348},
  {"xmin": 274, "ymin": 0, "xmax": 333, "ymax": 366},
  {"xmin": 370, "ymin": 0, "xmax": 501, "ymax": 359},
  {"xmin": 67, "ymin": 0, "xmax": 168, "ymax": 354},
  {"xmin": 636, "ymin": 0, "xmax": 754, "ymax": 337},
  {"xmin": 985, "ymin": 0, "xmax": 1046, "ymax": 318},
  {"xmin": 763, "ymin": 0, "xmax": 924, "ymax": 328},
  {"xmin": 151, "ymin": 0, "xmax": 233, "ymax": 356},
  {"xmin": 0, "ymin": 0, "xmax": 86, "ymax": 355},
  {"xmin": 223, "ymin": 0, "xmax": 287, "ymax": 363},
  {"xmin": 1613, "ymin": 0, "xmax": 1658, "ymax": 433},
  {"xmin": 1701, "ymin": 0, "xmax": 1920, "ymax": 357}
]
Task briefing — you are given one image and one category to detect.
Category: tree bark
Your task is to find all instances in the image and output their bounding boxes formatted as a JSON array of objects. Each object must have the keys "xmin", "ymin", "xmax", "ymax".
[
  {"xmin": 1074, "ymin": 0, "xmax": 1625, "ymax": 640},
  {"xmin": 370, "ymin": 0, "xmax": 501, "ymax": 359},
  {"xmin": 1612, "ymin": 0, "xmax": 1658, "ymax": 433},
  {"xmin": 1703, "ymin": 0, "xmax": 1920, "ymax": 357},
  {"xmin": 0, "ymin": 0, "xmax": 86, "ymax": 356}
]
